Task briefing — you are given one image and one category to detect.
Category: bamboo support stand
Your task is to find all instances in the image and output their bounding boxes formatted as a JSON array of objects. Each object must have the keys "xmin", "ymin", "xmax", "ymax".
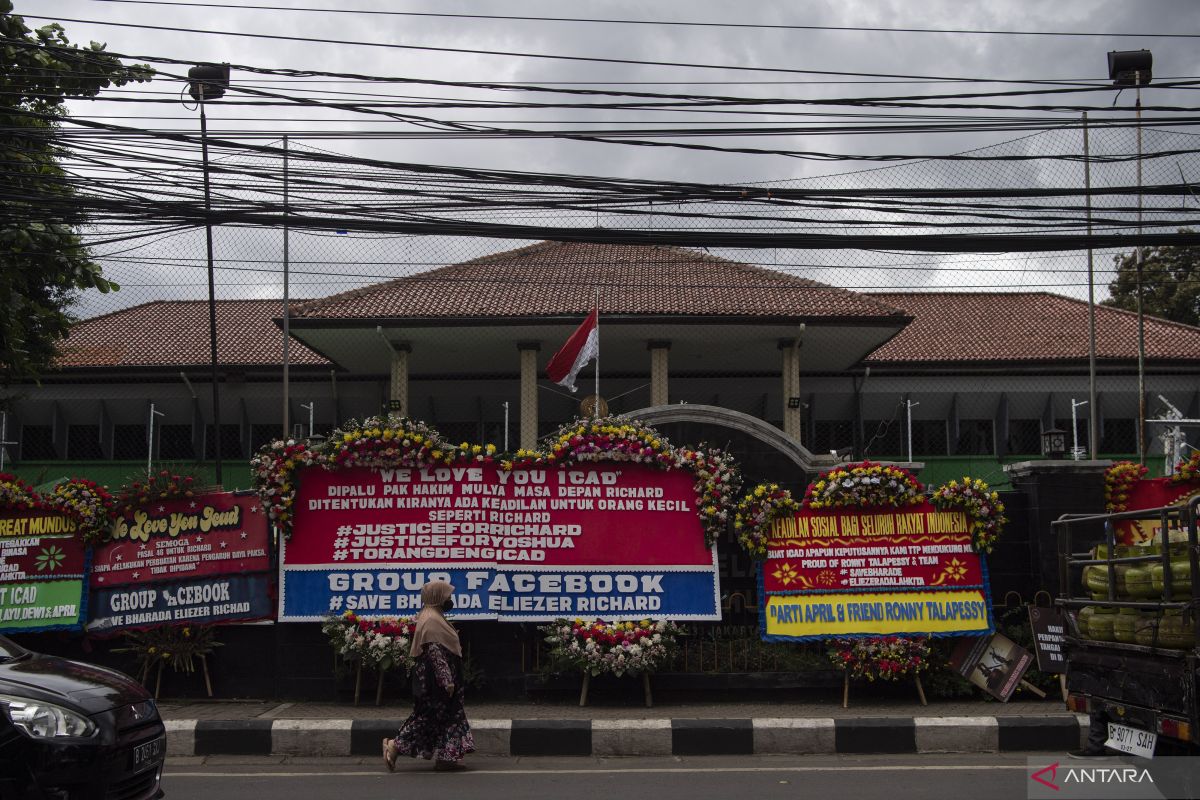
[
  {"xmin": 353, "ymin": 662, "xmax": 363, "ymax": 706},
  {"xmin": 375, "ymin": 671, "xmax": 385, "ymax": 706},
  {"xmin": 914, "ymin": 673, "xmax": 928, "ymax": 706},
  {"xmin": 144, "ymin": 657, "xmax": 213, "ymax": 699},
  {"xmin": 199, "ymin": 654, "xmax": 213, "ymax": 698},
  {"xmin": 1019, "ymin": 678, "xmax": 1047, "ymax": 699},
  {"xmin": 578, "ymin": 672, "xmax": 653, "ymax": 707}
]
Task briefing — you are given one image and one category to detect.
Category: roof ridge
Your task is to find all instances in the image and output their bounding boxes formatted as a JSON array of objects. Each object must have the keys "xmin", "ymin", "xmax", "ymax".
[
  {"xmin": 1055, "ymin": 294, "xmax": 1200, "ymax": 334},
  {"xmin": 68, "ymin": 298, "xmax": 169, "ymax": 326},
  {"xmin": 74, "ymin": 298, "xmax": 297, "ymax": 324},
  {"xmin": 869, "ymin": 290, "xmax": 1200, "ymax": 332},
  {"xmin": 867, "ymin": 290, "xmax": 1055, "ymax": 298},
  {"xmin": 291, "ymin": 241, "xmax": 565, "ymax": 317},
  {"xmin": 294, "ymin": 240, "xmax": 908, "ymax": 319},
  {"xmin": 59, "ymin": 299, "xmax": 331, "ymax": 369}
]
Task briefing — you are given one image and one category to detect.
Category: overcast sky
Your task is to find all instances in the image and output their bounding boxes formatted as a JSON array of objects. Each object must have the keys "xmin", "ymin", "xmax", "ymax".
[{"xmin": 17, "ymin": 0, "xmax": 1200, "ymax": 313}]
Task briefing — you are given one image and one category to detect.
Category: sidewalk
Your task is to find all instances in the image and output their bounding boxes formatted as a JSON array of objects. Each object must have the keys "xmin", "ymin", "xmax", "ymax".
[{"xmin": 158, "ymin": 697, "xmax": 1087, "ymax": 758}]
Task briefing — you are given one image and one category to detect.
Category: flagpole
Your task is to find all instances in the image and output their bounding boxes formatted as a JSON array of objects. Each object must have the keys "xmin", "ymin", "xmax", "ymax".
[{"xmin": 593, "ymin": 289, "xmax": 600, "ymax": 417}]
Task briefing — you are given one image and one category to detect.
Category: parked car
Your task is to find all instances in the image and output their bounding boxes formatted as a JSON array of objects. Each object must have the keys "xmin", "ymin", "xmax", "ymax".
[{"xmin": 0, "ymin": 635, "xmax": 165, "ymax": 799}]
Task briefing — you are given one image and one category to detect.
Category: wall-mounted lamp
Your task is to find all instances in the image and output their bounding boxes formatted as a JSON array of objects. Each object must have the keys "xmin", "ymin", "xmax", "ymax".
[{"xmin": 1040, "ymin": 428, "xmax": 1067, "ymax": 460}]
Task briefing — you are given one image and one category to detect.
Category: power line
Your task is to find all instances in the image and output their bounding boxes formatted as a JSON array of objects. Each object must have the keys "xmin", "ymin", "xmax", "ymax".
[
  {"xmin": 15, "ymin": 38, "xmax": 1200, "ymax": 127},
  {"xmin": 18, "ymin": 14, "xmax": 1146, "ymax": 85},
  {"xmin": 77, "ymin": 0, "xmax": 1200, "ymax": 40}
]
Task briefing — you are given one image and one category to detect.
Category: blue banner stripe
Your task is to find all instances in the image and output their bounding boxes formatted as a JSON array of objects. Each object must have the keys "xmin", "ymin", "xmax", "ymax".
[
  {"xmin": 89, "ymin": 573, "xmax": 273, "ymax": 633},
  {"xmin": 280, "ymin": 567, "xmax": 720, "ymax": 621}
]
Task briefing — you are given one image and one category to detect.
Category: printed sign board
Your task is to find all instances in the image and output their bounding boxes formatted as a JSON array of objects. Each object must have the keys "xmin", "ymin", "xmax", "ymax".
[
  {"xmin": 1027, "ymin": 605, "xmax": 1067, "ymax": 674},
  {"xmin": 280, "ymin": 463, "xmax": 720, "ymax": 621},
  {"xmin": 0, "ymin": 511, "xmax": 88, "ymax": 632},
  {"xmin": 949, "ymin": 632, "xmax": 1034, "ymax": 702},
  {"xmin": 89, "ymin": 574, "xmax": 273, "ymax": 631},
  {"xmin": 760, "ymin": 503, "xmax": 993, "ymax": 640},
  {"xmin": 88, "ymin": 492, "xmax": 272, "ymax": 632}
]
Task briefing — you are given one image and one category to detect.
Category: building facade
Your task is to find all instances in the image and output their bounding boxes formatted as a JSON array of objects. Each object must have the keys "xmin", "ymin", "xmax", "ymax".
[{"xmin": 5, "ymin": 241, "xmax": 1198, "ymax": 493}]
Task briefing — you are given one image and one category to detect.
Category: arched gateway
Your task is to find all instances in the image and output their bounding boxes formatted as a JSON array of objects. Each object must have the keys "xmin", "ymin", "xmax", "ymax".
[
  {"xmin": 628, "ymin": 403, "xmax": 840, "ymax": 497},
  {"xmin": 617, "ymin": 404, "xmax": 823, "ymax": 636}
]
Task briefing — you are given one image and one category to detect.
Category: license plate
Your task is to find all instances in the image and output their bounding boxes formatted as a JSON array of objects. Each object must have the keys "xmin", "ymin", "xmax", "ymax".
[
  {"xmin": 130, "ymin": 736, "xmax": 165, "ymax": 770},
  {"xmin": 1106, "ymin": 723, "xmax": 1156, "ymax": 758}
]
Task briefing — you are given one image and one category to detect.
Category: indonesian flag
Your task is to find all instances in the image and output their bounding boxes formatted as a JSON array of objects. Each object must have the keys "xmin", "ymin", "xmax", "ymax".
[{"xmin": 546, "ymin": 308, "xmax": 598, "ymax": 392}]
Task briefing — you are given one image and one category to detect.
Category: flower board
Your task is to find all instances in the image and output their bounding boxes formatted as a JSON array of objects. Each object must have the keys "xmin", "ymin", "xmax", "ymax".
[
  {"xmin": 758, "ymin": 463, "xmax": 995, "ymax": 642},
  {"xmin": 266, "ymin": 414, "xmax": 736, "ymax": 622}
]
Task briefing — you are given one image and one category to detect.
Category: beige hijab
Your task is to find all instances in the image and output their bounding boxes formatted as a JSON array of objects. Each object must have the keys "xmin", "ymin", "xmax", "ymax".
[{"xmin": 409, "ymin": 580, "xmax": 462, "ymax": 658}]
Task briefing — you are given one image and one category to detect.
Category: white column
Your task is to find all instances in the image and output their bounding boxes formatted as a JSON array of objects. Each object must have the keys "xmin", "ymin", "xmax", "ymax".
[
  {"xmin": 648, "ymin": 340, "xmax": 670, "ymax": 407},
  {"xmin": 389, "ymin": 343, "xmax": 410, "ymax": 415},
  {"xmin": 780, "ymin": 338, "xmax": 802, "ymax": 440},
  {"xmin": 518, "ymin": 342, "xmax": 540, "ymax": 450}
]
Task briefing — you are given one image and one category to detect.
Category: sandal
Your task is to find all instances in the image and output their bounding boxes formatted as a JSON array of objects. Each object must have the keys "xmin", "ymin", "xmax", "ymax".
[{"xmin": 382, "ymin": 738, "xmax": 397, "ymax": 772}]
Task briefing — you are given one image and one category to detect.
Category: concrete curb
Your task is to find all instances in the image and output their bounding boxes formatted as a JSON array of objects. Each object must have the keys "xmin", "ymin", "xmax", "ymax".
[{"xmin": 171, "ymin": 715, "xmax": 1088, "ymax": 757}]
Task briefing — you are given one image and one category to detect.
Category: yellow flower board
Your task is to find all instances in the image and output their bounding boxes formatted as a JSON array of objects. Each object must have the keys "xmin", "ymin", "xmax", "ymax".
[
  {"xmin": 765, "ymin": 590, "xmax": 990, "ymax": 638},
  {"xmin": 760, "ymin": 502, "xmax": 993, "ymax": 641}
]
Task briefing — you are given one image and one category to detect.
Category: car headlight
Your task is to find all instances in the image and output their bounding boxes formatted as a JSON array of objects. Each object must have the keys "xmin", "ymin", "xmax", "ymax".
[{"xmin": 0, "ymin": 695, "xmax": 96, "ymax": 738}]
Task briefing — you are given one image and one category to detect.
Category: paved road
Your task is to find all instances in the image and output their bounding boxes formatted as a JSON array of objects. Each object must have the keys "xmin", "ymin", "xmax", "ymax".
[{"xmin": 163, "ymin": 754, "xmax": 1037, "ymax": 800}]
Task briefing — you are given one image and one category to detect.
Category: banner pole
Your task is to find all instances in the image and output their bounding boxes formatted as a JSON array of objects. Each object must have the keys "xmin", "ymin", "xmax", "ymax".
[
  {"xmin": 593, "ymin": 288, "xmax": 600, "ymax": 417},
  {"xmin": 282, "ymin": 135, "xmax": 290, "ymax": 440}
]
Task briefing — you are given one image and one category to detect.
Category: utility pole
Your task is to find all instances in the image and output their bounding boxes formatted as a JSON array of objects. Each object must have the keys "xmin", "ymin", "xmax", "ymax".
[
  {"xmin": 1083, "ymin": 111, "xmax": 1099, "ymax": 459},
  {"xmin": 187, "ymin": 64, "xmax": 231, "ymax": 485},
  {"xmin": 282, "ymin": 135, "xmax": 290, "ymax": 440},
  {"xmin": 1108, "ymin": 51, "xmax": 1153, "ymax": 465}
]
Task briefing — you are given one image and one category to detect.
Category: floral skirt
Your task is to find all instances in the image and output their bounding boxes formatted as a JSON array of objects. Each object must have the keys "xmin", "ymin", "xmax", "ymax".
[{"xmin": 392, "ymin": 695, "xmax": 475, "ymax": 762}]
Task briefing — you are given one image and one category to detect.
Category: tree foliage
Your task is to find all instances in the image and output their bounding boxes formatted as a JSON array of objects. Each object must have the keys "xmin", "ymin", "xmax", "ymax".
[
  {"xmin": 1104, "ymin": 233, "xmax": 1200, "ymax": 328},
  {"xmin": 0, "ymin": 1, "xmax": 152, "ymax": 385}
]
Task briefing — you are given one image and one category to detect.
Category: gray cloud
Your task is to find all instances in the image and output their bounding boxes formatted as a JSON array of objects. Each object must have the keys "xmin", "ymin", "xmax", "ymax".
[{"xmin": 18, "ymin": 0, "xmax": 1200, "ymax": 317}]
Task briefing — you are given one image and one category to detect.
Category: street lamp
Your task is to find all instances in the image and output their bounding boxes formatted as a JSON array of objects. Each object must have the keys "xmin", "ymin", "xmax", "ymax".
[
  {"xmin": 905, "ymin": 398, "xmax": 920, "ymax": 463},
  {"xmin": 1070, "ymin": 399, "xmax": 1089, "ymax": 461},
  {"xmin": 1108, "ymin": 50, "xmax": 1152, "ymax": 465},
  {"xmin": 1108, "ymin": 50, "xmax": 1152, "ymax": 87},
  {"xmin": 187, "ymin": 64, "xmax": 230, "ymax": 485},
  {"xmin": 300, "ymin": 401, "xmax": 316, "ymax": 439},
  {"xmin": 147, "ymin": 403, "xmax": 165, "ymax": 475}
]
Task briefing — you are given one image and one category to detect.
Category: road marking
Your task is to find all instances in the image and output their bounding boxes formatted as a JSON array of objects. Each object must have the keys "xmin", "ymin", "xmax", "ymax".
[{"xmin": 167, "ymin": 764, "xmax": 1031, "ymax": 778}]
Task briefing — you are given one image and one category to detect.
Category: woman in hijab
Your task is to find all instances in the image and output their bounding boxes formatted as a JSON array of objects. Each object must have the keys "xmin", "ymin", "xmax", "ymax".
[{"xmin": 383, "ymin": 580, "xmax": 475, "ymax": 772}]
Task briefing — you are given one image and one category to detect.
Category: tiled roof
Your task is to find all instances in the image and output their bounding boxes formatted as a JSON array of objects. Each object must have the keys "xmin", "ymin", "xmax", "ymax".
[
  {"xmin": 57, "ymin": 288, "xmax": 1198, "ymax": 372},
  {"xmin": 866, "ymin": 292, "xmax": 1200, "ymax": 363},
  {"xmin": 55, "ymin": 300, "xmax": 328, "ymax": 369},
  {"xmin": 292, "ymin": 241, "xmax": 905, "ymax": 321}
]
